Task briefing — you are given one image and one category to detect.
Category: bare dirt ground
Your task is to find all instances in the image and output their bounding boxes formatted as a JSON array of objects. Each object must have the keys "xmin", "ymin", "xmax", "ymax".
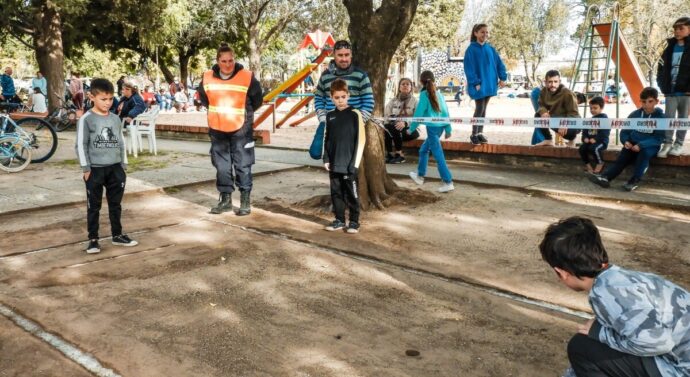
[{"xmin": 1, "ymin": 168, "xmax": 688, "ymax": 376}]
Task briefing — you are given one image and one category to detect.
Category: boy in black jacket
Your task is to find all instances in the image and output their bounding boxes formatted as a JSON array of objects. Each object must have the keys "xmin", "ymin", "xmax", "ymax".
[
  {"xmin": 590, "ymin": 88, "xmax": 665, "ymax": 192},
  {"xmin": 579, "ymin": 96, "xmax": 610, "ymax": 174},
  {"xmin": 656, "ymin": 17, "xmax": 690, "ymax": 158},
  {"xmin": 323, "ymin": 79, "xmax": 365, "ymax": 234}
]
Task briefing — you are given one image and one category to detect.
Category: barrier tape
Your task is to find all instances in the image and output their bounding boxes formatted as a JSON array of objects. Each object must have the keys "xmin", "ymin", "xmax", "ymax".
[{"xmin": 372, "ymin": 116, "xmax": 690, "ymax": 131}]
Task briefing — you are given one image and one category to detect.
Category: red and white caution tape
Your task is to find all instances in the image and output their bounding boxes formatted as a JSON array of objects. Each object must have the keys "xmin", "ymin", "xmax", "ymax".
[{"xmin": 373, "ymin": 116, "xmax": 690, "ymax": 131}]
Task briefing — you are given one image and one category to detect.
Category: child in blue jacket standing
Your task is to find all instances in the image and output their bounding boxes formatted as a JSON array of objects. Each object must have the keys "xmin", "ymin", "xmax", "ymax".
[
  {"xmin": 408, "ymin": 71, "xmax": 454, "ymax": 193},
  {"xmin": 463, "ymin": 23, "xmax": 507, "ymax": 145},
  {"xmin": 589, "ymin": 88, "xmax": 665, "ymax": 192}
]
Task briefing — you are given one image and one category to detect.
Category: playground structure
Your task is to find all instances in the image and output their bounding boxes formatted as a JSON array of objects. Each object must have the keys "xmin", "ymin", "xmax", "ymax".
[
  {"xmin": 571, "ymin": 3, "xmax": 646, "ymax": 117},
  {"xmin": 252, "ymin": 30, "xmax": 335, "ymax": 130}
]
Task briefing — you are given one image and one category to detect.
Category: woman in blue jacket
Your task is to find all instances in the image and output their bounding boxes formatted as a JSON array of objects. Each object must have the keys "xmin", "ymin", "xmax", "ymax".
[
  {"xmin": 408, "ymin": 71, "xmax": 454, "ymax": 193},
  {"xmin": 463, "ymin": 23, "xmax": 507, "ymax": 145}
]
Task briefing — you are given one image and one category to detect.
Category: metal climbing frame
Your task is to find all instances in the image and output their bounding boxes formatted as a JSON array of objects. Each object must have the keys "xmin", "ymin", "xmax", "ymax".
[{"xmin": 570, "ymin": 3, "xmax": 621, "ymax": 118}]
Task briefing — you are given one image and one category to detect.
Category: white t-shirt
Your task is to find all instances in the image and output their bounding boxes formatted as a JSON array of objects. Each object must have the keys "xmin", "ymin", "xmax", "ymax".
[
  {"xmin": 174, "ymin": 91, "xmax": 188, "ymax": 103},
  {"xmin": 30, "ymin": 93, "xmax": 47, "ymax": 113}
]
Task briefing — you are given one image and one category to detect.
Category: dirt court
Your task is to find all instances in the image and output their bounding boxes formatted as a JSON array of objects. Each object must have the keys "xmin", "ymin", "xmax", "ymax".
[{"xmin": 1, "ymin": 168, "xmax": 689, "ymax": 376}]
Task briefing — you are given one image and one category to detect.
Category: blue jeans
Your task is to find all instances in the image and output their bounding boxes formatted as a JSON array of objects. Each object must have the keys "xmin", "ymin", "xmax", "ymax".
[
  {"xmin": 417, "ymin": 127, "xmax": 453, "ymax": 183},
  {"xmin": 603, "ymin": 145, "xmax": 660, "ymax": 182}
]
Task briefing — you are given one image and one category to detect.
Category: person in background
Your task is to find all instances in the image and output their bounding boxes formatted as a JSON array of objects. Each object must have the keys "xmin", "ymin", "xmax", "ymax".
[
  {"xmin": 173, "ymin": 89, "xmax": 189, "ymax": 113},
  {"xmin": 578, "ymin": 96, "xmax": 610, "ymax": 174},
  {"xmin": 384, "ymin": 77, "xmax": 419, "ymax": 164},
  {"xmin": 70, "ymin": 72, "xmax": 85, "ymax": 110},
  {"xmin": 0, "ymin": 67, "xmax": 21, "ymax": 104},
  {"xmin": 118, "ymin": 82, "xmax": 146, "ymax": 125},
  {"xmin": 28, "ymin": 87, "xmax": 47, "ymax": 113},
  {"xmin": 31, "ymin": 71, "xmax": 47, "ymax": 96}
]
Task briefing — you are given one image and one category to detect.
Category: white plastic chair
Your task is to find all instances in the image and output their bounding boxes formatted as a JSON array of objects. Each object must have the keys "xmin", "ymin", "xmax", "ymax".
[
  {"xmin": 122, "ymin": 118, "xmax": 139, "ymax": 157},
  {"xmin": 133, "ymin": 105, "xmax": 160, "ymax": 155}
]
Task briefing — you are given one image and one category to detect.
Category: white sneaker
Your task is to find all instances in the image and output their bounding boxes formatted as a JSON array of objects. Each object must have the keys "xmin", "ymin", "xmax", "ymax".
[
  {"xmin": 438, "ymin": 182, "xmax": 455, "ymax": 193},
  {"xmin": 409, "ymin": 172, "xmax": 424, "ymax": 185},
  {"xmin": 668, "ymin": 144, "xmax": 684, "ymax": 156},
  {"xmin": 657, "ymin": 144, "xmax": 672, "ymax": 158}
]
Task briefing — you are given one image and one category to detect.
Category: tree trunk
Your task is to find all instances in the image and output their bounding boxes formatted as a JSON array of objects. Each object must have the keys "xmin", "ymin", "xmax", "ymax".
[
  {"xmin": 33, "ymin": 3, "xmax": 64, "ymax": 112},
  {"xmin": 157, "ymin": 60, "xmax": 176, "ymax": 86},
  {"xmin": 344, "ymin": 0, "xmax": 419, "ymax": 210},
  {"xmin": 248, "ymin": 26, "xmax": 262, "ymax": 81}
]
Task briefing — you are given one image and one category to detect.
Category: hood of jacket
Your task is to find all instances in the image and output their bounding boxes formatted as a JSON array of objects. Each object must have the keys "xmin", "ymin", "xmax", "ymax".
[{"xmin": 211, "ymin": 63, "xmax": 245, "ymax": 79}]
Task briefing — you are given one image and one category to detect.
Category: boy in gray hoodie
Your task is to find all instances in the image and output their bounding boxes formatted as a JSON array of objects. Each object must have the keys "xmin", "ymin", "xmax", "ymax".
[{"xmin": 76, "ymin": 78, "xmax": 138, "ymax": 254}]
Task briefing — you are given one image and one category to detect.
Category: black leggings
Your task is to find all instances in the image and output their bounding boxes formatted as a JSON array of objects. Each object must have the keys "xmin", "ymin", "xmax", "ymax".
[
  {"xmin": 384, "ymin": 123, "xmax": 419, "ymax": 153},
  {"xmin": 472, "ymin": 97, "xmax": 491, "ymax": 135}
]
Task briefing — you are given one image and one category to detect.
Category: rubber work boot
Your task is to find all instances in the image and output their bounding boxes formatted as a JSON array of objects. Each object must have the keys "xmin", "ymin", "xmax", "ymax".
[
  {"xmin": 237, "ymin": 191, "xmax": 251, "ymax": 216},
  {"xmin": 210, "ymin": 193, "xmax": 232, "ymax": 214}
]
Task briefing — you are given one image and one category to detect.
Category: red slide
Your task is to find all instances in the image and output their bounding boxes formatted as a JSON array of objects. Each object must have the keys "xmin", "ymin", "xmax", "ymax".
[{"xmin": 593, "ymin": 23, "xmax": 646, "ymax": 108}]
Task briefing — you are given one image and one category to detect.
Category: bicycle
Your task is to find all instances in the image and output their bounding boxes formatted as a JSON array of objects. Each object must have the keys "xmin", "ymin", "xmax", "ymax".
[
  {"xmin": 0, "ymin": 103, "xmax": 58, "ymax": 163},
  {"xmin": 0, "ymin": 133, "xmax": 32, "ymax": 172},
  {"xmin": 45, "ymin": 92, "xmax": 78, "ymax": 131}
]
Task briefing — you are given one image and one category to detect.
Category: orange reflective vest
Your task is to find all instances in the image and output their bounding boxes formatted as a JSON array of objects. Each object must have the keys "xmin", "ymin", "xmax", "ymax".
[{"xmin": 203, "ymin": 69, "xmax": 252, "ymax": 132}]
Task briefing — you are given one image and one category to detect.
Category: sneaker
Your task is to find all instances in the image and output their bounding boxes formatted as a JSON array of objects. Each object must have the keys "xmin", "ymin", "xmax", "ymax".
[
  {"xmin": 469, "ymin": 135, "xmax": 481, "ymax": 145},
  {"xmin": 409, "ymin": 172, "xmax": 424, "ymax": 185},
  {"xmin": 657, "ymin": 144, "xmax": 672, "ymax": 158},
  {"xmin": 588, "ymin": 174, "xmax": 610, "ymax": 188},
  {"xmin": 623, "ymin": 178, "xmax": 640, "ymax": 192},
  {"xmin": 112, "ymin": 234, "xmax": 138, "ymax": 247},
  {"xmin": 391, "ymin": 155, "xmax": 405, "ymax": 164},
  {"xmin": 668, "ymin": 144, "xmax": 684, "ymax": 157},
  {"xmin": 325, "ymin": 219, "xmax": 346, "ymax": 231},
  {"xmin": 86, "ymin": 239, "xmax": 101, "ymax": 254},
  {"xmin": 346, "ymin": 222, "xmax": 360, "ymax": 234},
  {"xmin": 438, "ymin": 182, "xmax": 455, "ymax": 193},
  {"xmin": 477, "ymin": 134, "xmax": 488, "ymax": 144}
]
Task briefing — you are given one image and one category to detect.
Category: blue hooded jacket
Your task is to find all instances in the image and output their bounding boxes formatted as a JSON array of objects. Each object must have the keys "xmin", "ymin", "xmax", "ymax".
[
  {"xmin": 620, "ymin": 107, "xmax": 665, "ymax": 149},
  {"xmin": 463, "ymin": 42, "xmax": 507, "ymax": 100}
]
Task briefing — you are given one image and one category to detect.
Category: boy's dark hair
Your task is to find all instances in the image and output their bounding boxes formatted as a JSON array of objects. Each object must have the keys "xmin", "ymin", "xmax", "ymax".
[
  {"xmin": 89, "ymin": 78, "xmax": 114, "ymax": 95},
  {"xmin": 545, "ymin": 70, "xmax": 560, "ymax": 79},
  {"xmin": 470, "ymin": 24, "xmax": 488, "ymax": 42},
  {"xmin": 539, "ymin": 216, "xmax": 608, "ymax": 278},
  {"xmin": 575, "ymin": 92, "xmax": 586, "ymax": 105},
  {"xmin": 217, "ymin": 42, "xmax": 234, "ymax": 59},
  {"xmin": 673, "ymin": 17, "xmax": 690, "ymax": 27},
  {"xmin": 640, "ymin": 87, "xmax": 659, "ymax": 100},
  {"xmin": 589, "ymin": 96, "xmax": 605, "ymax": 108},
  {"xmin": 330, "ymin": 79, "xmax": 349, "ymax": 95}
]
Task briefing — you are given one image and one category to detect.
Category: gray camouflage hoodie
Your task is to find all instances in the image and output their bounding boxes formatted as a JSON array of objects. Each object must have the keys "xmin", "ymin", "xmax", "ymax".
[{"xmin": 588, "ymin": 265, "xmax": 690, "ymax": 376}]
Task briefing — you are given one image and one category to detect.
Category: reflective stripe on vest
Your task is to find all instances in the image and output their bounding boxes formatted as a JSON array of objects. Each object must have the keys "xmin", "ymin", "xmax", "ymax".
[{"xmin": 203, "ymin": 69, "xmax": 252, "ymax": 132}]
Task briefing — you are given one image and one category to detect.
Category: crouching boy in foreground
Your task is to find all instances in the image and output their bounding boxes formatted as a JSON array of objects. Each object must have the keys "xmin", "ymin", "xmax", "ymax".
[{"xmin": 539, "ymin": 216, "xmax": 689, "ymax": 377}]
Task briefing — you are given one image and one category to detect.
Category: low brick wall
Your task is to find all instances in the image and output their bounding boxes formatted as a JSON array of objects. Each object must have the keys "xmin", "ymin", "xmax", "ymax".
[
  {"xmin": 403, "ymin": 139, "xmax": 690, "ymax": 167},
  {"xmin": 156, "ymin": 123, "xmax": 270, "ymax": 144}
]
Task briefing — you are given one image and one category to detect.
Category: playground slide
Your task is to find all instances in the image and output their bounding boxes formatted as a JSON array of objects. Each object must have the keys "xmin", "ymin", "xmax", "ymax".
[
  {"xmin": 593, "ymin": 23, "xmax": 645, "ymax": 108},
  {"xmin": 253, "ymin": 48, "xmax": 331, "ymax": 128}
]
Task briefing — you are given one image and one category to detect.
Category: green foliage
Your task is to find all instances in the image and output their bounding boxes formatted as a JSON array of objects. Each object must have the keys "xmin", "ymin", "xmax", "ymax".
[
  {"xmin": 65, "ymin": 43, "xmax": 139, "ymax": 82},
  {"xmin": 489, "ymin": 0, "xmax": 569, "ymax": 83},
  {"xmin": 395, "ymin": 0, "xmax": 464, "ymax": 62}
]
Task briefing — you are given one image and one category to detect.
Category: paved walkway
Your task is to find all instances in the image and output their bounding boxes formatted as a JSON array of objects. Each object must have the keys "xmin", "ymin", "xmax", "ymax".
[{"xmin": 2, "ymin": 138, "xmax": 688, "ymax": 215}]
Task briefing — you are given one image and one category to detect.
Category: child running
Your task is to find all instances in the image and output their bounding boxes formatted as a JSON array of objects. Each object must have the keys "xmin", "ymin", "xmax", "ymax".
[
  {"xmin": 408, "ymin": 70, "xmax": 454, "ymax": 193},
  {"xmin": 540, "ymin": 216, "xmax": 690, "ymax": 377},
  {"xmin": 463, "ymin": 23, "xmax": 507, "ymax": 145},
  {"xmin": 76, "ymin": 78, "xmax": 138, "ymax": 254},
  {"xmin": 589, "ymin": 87, "xmax": 665, "ymax": 192},
  {"xmin": 579, "ymin": 96, "xmax": 610, "ymax": 174},
  {"xmin": 323, "ymin": 79, "xmax": 365, "ymax": 234}
]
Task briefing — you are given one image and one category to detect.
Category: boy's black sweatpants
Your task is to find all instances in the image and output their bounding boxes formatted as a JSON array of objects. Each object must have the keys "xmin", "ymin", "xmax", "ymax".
[
  {"xmin": 568, "ymin": 334, "xmax": 662, "ymax": 377},
  {"xmin": 578, "ymin": 142, "xmax": 607, "ymax": 165},
  {"xmin": 329, "ymin": 172, "xmax": 360, "ymax": 223},
  {"xmin": 85, "ymin": 164, "xmax": 126, "ymax": 240}
]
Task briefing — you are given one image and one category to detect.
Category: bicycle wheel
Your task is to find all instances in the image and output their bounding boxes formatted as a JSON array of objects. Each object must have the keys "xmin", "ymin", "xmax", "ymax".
[
  {"xmin": 16, "ymin": 117, "xmax": 58, "ymax": 163},
  {"xmin": 0, "ymin": 136, "xmax": 32, "ymax": 172},
  {"xmin": 55, "ymin": 109, "xmax": 78, "ymax": 131}
]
